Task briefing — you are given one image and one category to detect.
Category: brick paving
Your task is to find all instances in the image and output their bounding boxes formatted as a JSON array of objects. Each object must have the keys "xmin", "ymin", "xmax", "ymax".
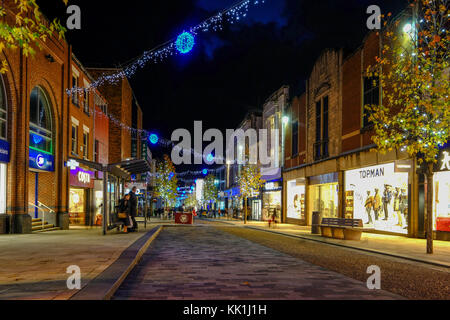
[{"xmin": 113, "ymin": 226, "xmax": 402, "ymax": 300}]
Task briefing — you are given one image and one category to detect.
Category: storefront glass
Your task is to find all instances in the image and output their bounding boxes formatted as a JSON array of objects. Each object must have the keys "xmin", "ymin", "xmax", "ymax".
[
  {"xmin": 345, "ymin": 162, "xmax": 409, "ymax": 234},
  {"xmin": 69, "ymin": 188, "xmax": 86, "ymax": 225},
  {"xmin": 262, "ymin": 191, "xmax": 281, "ymax": 221},
  {"xmin": 433, "ymin": 171, "xmax": 450, "ymax": 232},
  {"xmin": 286, "ymin": 179, "xmax": 306, "ymax": 220},
  {"xmin": 309, "ymin": 183, "xmax": 339, "ymax": 218}
]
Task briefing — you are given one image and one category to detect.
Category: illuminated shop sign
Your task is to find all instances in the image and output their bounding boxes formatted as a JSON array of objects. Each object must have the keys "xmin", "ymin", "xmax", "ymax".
[
  {"xmin": 70, "ymin": 167, "xmax": 94, "ymax": 188},
  {"xmin": 0, "ymin": 139, "xmax": 10, "ymax": 163},
  {"xmin": 359, "ymin": 167, "xmax": 384, "ymax": 179},
  {"xmin": 29, "ymin": 149, "xmax": 54, "ymax": 171}
]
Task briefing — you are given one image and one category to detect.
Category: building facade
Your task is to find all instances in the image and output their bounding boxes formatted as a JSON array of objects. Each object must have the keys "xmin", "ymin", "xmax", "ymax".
[{"xmin": 283, "ymin": 23, "xmax": 449, "ymax": 240}]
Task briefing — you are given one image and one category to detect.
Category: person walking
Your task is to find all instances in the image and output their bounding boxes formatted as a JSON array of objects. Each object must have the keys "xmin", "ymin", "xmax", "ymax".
[{"xmin": 129, "ymin": 186, "xmax": 138, "ymax": 232}]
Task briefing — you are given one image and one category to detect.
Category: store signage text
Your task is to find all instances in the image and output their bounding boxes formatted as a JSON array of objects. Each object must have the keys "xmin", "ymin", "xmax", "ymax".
[
  {"xmin": 441, "ymin": 151, "xmax": 450, "ymax": 171},
  {"xmin": 78, "ymin": 171, "xmax": 91, "ymax": 184},
  {"xmin": 0, "ymin": 139, "xmax": 9, "ymax": 163},
  {"xmin": 70, "ymin": 167, "xmax": 94, "ymax": 188},
  {"xmin": 359, "ymin": 167, "xmax": 385, "ymax": 179},
  {"xmin": 29, "ymin": 149, "xmax": 54, "ymax": 172}
]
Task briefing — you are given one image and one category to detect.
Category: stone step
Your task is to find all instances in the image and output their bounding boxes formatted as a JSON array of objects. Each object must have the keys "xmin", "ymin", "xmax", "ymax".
[
  {"xmin": 32, "ymin": 223, "xmax": 56, "ymax": 231},
  {"xmin": 33, "ymin": 227, "xmax": 61, "ymax": 233}
]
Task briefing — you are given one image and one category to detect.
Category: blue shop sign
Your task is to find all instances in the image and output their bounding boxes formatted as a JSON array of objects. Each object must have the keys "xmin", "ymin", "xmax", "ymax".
[
  {"xmin": 0, "ymin": 139, "xmax": 10, "ymax": 163},
  {"xmin": 29, "ymin": 149, "xmax": 54, "ymax": 172}
]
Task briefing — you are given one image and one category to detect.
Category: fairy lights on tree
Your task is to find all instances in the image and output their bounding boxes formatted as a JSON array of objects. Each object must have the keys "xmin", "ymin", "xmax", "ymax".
[
  {"xmin": 202, "ymin": 174, "xmax": 219, "ymax": 211},
  {"xmin": 155, "ymin": 154, "xmax": 178, "ymax": 211},
  {"xmin": 238, "ymin": 164, "xmax": 265, "ymax": 224},
  {"xmin": 365, "ymin": 0, "xmax": 449, "ymax": 254}
]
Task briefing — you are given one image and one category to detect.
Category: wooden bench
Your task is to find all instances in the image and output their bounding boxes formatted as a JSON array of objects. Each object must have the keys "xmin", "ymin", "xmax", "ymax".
[{"xmin": 319, "ymin": 218, "xmax": 363, "ymax": 240}]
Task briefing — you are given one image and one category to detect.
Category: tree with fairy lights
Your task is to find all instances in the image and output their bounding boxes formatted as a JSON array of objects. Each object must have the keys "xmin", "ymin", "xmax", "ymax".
[
  {"xmin": 0, "ymin": 0, "xmax": 67, "ymax": 73},
  {"xmin": 365, "ymin": 0, "xmax": 449, "ymax": 254},
  {"xmin": 238, "ymin": 164, "xmax": 265, "ymax": 224},
  {"xmin": 202, "ymin": 174, "xmax": 219, "ymax": 212},
  {"xmin": 155, "ymin": 155, "xmax": 178, "ymax": 212}
]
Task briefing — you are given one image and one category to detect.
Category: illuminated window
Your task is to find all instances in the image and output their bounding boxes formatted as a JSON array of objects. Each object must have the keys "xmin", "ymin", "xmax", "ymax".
[{"xmin": 29, "ymin": 87, "xmax": 53, "ymax": 154}]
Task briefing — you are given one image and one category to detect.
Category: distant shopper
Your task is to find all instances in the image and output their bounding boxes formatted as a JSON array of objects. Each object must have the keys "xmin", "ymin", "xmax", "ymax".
[{"xmin": 129, "ymin": 187, "xmax": 138, "ymax": 232}]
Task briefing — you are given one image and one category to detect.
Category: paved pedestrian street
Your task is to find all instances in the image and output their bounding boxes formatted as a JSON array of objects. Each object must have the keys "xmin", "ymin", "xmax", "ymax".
[{"xmin": 113, "ymin": 226, "xmax": 402, "ymax": 300}]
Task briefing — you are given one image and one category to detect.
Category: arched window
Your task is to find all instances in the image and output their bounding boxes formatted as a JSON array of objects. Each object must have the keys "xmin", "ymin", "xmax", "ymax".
[
  {"xmin": 0, "ymin": 76, "xmax": 7, "ymax": 140},
  {"xmin": 29, "ymin": 87, "xmax": 53, "ymax": 154}
]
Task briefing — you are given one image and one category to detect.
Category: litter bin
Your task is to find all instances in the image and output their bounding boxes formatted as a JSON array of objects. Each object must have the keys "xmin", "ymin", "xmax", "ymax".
[{"xmin": 311, "ymin": 211, "xmax": 320, "ymax": 234}]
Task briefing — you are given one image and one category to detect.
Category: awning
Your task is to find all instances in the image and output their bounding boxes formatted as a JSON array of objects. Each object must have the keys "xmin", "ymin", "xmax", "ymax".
[
  {"xmin": 107, "ymin": 159, "xmax": 152, "ymax": 179},
  {"xmin": 67, "ymin": 157, "xmax": 151, "ymax": 179}
]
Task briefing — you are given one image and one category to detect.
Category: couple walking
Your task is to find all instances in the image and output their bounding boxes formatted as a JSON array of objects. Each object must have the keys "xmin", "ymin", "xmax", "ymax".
[{"xmin": 118, "ymin": 186, "xmax": 138, "ymax": 233}]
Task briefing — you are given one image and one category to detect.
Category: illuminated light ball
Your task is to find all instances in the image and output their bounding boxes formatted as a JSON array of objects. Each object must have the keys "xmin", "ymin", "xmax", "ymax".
[
  {"xmin": 202, "ymin": 169, "xmax": 208, "ymax": 175},
  {"xmin": 169, "ymin": 172, "xmax": 174, "ymax": 179},
  {"xmin": 403, "ymin": 23, "xmax": 413, "ymax": 34},
  {"xmin": 149, "ymin": 134, "xmax": 159, "ymax": 145},
  {"xmin": 175, "ymin": 32, "xmax": 195, "ymax": 54},
  {"xmin": 206, "ymin": 154, "xmax": 214, "ymax": 162},
  {"xmin": 32, "ymin": 134, "xmax": 43, "ymax": 145}
]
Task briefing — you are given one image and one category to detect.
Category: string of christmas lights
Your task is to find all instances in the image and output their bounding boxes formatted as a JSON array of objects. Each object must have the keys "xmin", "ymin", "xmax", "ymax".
[{"xmin": 67, "ymin": 0, "xmax": 265, "ymax": 95}]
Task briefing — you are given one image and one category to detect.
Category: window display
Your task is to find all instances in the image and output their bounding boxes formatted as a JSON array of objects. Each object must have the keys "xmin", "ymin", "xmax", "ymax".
[
  {"xmin": 433, "ymin": 171, "xmax": 450, "ymax": 232},
  {"xmin": 345, "ymin": 163, "xmax": 409, "ymax": 234},
  {"xmin": 309, "ymin": 183, "xmax": 339, "ymax": 219},
  {"xmin": 287, "ymin": 179, "xmax": 305, "ymax": 220},
  {"xmin": 262, "ymin": 191, "xmax": 281, "ymax": 221},
  {"xmin": 69, "ymin": 188, "xmax": 86, "ymax": 225}
]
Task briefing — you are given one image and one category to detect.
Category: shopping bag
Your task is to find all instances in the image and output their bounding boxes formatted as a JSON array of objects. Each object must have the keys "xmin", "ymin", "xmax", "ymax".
[{"xmin": 118, "ymin": 212, "xmax": 127, "ymax": 219}]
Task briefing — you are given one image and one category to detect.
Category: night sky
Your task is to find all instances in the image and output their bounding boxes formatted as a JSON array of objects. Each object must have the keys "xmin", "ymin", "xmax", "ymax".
[{"xmin": 38, "ymin": 0, "xmax": 407, "ymax": 170}]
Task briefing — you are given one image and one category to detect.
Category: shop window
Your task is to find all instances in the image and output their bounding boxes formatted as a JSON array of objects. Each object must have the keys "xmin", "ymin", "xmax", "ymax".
[
  {"xmin": 0, "ymin": 75, "xmax": 7, "ymax": 140},
  {"xmin": 363, "ymin": 77, "xmax": 380, "ymax": 128},
  {"xmin": 433, "ymin": 171, "xmax": 450, "ymax": 232},
  {"xmin": 292, "ymin": 121, "xmax": 299, "ymax": 157},
  {"xmin": 71, "ymin": 125, "xmax": 78, "ymax": 155},
  {"xmin": 287, "ymin": 180, "xmax": 305, "ymax": 220},
  {"xmin": 29, "ymin": 87, "xmax": 53, "ymax": 154},
  {"xmin": 345, "ymin": 163, "xmax": 409, "ymax": 234}
]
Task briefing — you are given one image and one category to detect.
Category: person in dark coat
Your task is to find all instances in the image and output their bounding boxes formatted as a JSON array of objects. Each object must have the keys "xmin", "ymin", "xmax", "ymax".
[
  {"xmin": 128, "ymin": 186, "xmax": 138, "ymax": 231},
  {"xmin": 118, "ymin": 194, "xmax": 132, "ymax": 233}
]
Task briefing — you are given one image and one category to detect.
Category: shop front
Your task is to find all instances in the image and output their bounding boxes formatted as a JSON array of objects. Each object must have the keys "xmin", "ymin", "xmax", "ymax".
[
  {"xmin": 69, "ymin": 166, "xmax": 94, "ymax": 226},
  {"xmin": 344, "ymin": 162, "xmax": 410, "ymax": 235},
  {"xmin": 0, "ymin": 139, "xmax": 9, "ymax": 215},
  {"xmin": 262, "ymin": 180, "xmax": 282, "ymax": 221},
  {"xmin": 286, "ymin": 178, "xmax": 306, "ymax": 224},
  {"xmin": 308, "ymin": 173, "xmax": 339, "ymax": 225},
  {"xmin": 433, "ymin": 148, "xmax": 450, "ymax": 237}
]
